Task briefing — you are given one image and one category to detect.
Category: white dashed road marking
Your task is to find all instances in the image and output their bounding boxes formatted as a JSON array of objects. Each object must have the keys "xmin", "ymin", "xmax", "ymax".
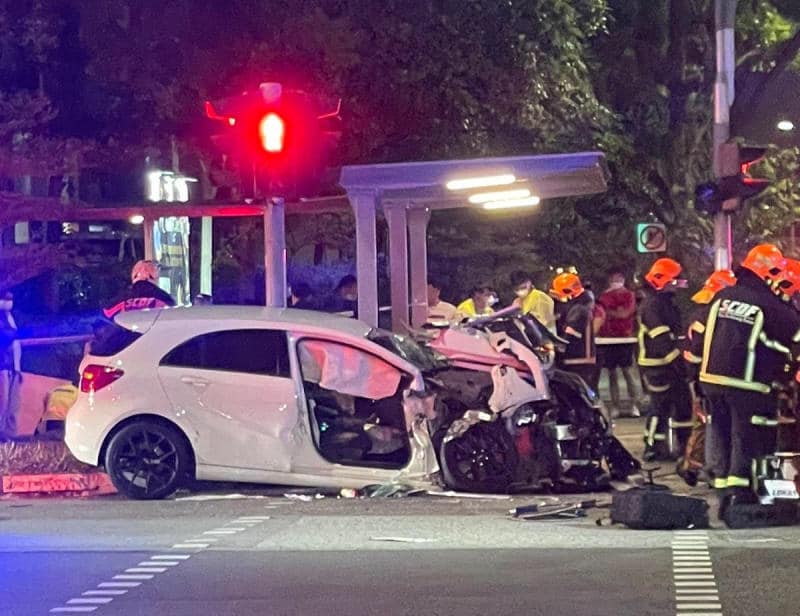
[
  {"xmin": 672, "ymin": 531, "xmax": 722, "ymax": 616},
  {"xmin": 49, "ymin": 515, "xmax": 270, "ymax": 614}
]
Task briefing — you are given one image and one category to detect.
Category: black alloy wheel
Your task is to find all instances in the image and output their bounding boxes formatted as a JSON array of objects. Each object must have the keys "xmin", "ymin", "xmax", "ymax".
[
  {"xmin": 440, "ymin": 421, "xmax": 518, "ymax": 493},
  {"xmin": 105, "ymin": 421, "xmax": 190, "ymax": 500}
]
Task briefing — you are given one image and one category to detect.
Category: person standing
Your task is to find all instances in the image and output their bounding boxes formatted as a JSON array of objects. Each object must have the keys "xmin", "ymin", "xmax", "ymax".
[
  {"xmin": 598, "ymin": 268, "xmax": 640, "ymax": 417},
  {"xmin": 426, "ymin": 278, "xmax": 457, "ymax": 325},
  {"xmin": 455, "ymin": 284, "xmax": 496, "ymax": 321},
  {"xmin": 0, "ymin": 292, "xmax": 21, "ymax": 440},
  {"xmin": 700, "ymin": 245, "xmax": 800, "ymax": 523},
  {"xmin": 677, "ymin": 269, "xmax": 736, "ymax": 486},
  {"xmin": 325, "ymin": 275, "xmax": 358, "ymax": 317},
  {"xmin": 290, "ymin": 282, "xmax": 315, "ymax": 309},
  {"xmin": 104, "ymin": 260, "xmax": 176, "ymax": 318},
  {"xmin": 550, "ymin": 272, "xmax": 596, "ymax": 386},
  {"xmin": 510, "ymin": 271, "xmax": 556, "ymax": 332},
  {"xmin": 637, "ymin": 258, "xmax": 692, "ymax": 461}
]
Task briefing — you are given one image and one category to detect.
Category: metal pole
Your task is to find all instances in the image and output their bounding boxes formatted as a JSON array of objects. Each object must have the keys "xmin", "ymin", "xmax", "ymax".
[
  {"xmin": 713, "ymin": 0, "xmax": 737, "ymax": 270},
  {"xmin": 264, "ymin": 197, "xmax": 287, "ymax": 307}
]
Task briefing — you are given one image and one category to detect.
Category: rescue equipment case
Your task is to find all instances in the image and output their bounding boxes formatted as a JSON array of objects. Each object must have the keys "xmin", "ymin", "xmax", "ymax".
[{"xmin": 611, "ymin": 489, "xmax": 709, "ymax": 529}]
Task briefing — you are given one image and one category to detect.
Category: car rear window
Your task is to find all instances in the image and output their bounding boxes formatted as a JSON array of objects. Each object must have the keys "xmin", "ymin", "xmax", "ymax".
[{"xmin": 90, "ymin": 321, "xmax": 143, "ymax": 357}]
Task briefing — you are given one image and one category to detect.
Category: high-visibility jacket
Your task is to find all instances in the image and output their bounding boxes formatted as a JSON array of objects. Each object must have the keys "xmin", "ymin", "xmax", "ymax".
[
  {"xmin": 637, "ymin": 291, "xmax": 681, "ymax": 369},
  {"xmin": 700, "ymin": 269, "xmax": 800, "ymax": 394},
  {"xmin": 519, "ymin": 289, "xmax": 556, "ymax": 333},
  {"xmin": 455, "ymin": 298, "xmax": 493, "ymax": 320},
  {"xmin": 555, "ymin": 294, "xmax": 596, "ymax": 366},
  {"xmin": 683, "ymin": 304, "xmax": 709, "ymax": 382}
]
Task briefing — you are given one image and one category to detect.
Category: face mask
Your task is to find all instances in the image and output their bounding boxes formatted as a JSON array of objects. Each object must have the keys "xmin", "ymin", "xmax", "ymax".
[
  {"xmin": 515, "ymin": 289, "xmax": 529, "ymax": 299},
  {"xmin": 0, "ymin": 301, "xmax": 12, "ymax": 312},
  {"xmin": 609, "ymin": 281, "xmax": 624, "ymax": 290},
  {"xmin": 488, "ymin": 295, "xmax": 499, "ymax": 306},
  {"xmin": 344, "ymin": 294, "xmax": 357, "ymax": 302}
]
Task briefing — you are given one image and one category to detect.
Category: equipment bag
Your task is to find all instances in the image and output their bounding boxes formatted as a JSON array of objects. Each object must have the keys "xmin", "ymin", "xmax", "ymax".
[{"xmin": 611, "ymin": 488, "xmax": 709, "ymax": 530}]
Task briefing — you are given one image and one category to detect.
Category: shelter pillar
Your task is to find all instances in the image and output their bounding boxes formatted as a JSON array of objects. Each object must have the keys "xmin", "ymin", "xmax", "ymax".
[
  {"xmin": 407, "ymin": 206, "xmax": 430, "ymax": 328},
  {"xmin": 351, "ymin": 190, "xmax": 380, "ymax": 327},
  {"xmin": 384, "ymin": 203, "xmax": 410, "ymax": 332}
]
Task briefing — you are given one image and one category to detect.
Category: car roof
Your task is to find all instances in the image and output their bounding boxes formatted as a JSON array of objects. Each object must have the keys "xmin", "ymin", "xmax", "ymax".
[{"xmin": 115, "ymin": 306, "xmax": 373, "ymax": 338}]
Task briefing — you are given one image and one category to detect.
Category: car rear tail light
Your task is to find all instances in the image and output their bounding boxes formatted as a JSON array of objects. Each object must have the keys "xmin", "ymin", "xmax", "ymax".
[{"xmin": 81, "ymin": 364, "xmax": 124, "ymax": 393}]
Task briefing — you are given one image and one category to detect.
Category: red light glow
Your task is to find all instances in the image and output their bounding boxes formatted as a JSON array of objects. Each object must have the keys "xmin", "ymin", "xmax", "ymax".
[{"xmin": 259, "ymin": 112, "xmax": 285, "ymax": 153}]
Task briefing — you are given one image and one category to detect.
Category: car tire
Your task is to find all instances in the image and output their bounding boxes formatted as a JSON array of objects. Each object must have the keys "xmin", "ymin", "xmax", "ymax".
[
  {"xmin": 105, "ymin": 420, "xmax": 191, "ymax": 500},
  {"xmin": 439, "ymin": 421, "xmax": 517, "ymax": 493}
]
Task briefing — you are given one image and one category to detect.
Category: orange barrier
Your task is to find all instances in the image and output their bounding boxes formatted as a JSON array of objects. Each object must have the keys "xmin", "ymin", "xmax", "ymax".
[{"xmin": 1, "ymin": 472, "xmax": 116, "ymax": 495}]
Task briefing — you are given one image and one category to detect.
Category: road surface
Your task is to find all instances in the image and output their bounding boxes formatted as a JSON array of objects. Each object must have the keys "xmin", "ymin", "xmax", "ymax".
[{"xmin": 1, "ymin": 491, "xmax": 798, "ymax": 616}]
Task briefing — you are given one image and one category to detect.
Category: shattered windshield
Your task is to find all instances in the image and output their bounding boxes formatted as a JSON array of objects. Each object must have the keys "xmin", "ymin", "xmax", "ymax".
[{"xmin": 367, "ymin": 329, "xmax": 448, "ymax": 372}]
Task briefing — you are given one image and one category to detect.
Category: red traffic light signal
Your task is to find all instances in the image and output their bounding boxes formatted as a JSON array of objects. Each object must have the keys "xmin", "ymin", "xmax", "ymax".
[{"xmin": 259, "ymin": 112, "xmax": 285, "ymax": 153}]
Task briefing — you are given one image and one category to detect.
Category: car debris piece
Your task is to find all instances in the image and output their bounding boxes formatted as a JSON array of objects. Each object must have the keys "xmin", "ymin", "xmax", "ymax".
[
  {"xmin": 283, "ymin": 493, "xmax": 325, "ymax": 502},
  {"xmin": 510, "ymin": 499, "xmax": 604, "ymax": 520}
]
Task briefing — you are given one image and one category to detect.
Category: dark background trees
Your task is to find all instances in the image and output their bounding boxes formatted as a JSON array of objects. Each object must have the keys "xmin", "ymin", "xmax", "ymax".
[{"xmin": 2, "ymin": 0, "xmax": 800, "ymax": 306}]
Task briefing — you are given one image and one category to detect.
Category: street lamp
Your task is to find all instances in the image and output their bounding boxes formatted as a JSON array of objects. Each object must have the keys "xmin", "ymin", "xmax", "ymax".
[
  {"xmin": 468, "ymin": 188, "xmax": 531, "ymax": 204},
  {"xmin": 445, "ymin": 174, "xmax": 516, "ymax": 191},
  {"xmin": 777, "ymin": 119, "xmax": 795, "ymax": 132}
]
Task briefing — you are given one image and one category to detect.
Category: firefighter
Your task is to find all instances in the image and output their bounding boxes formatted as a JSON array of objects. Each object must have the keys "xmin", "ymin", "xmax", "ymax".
[
  {"xmin": 103, "ymin": 260, "xmax": 176, "ymax": 319},
  {"xmin": 700, "ymin": 244, "xmax": 800, "ymax": 522},
  {"xmin": 638, "ymin": 257, "xmax": 692, "ymax": 461},
  {"xmin": 677, "ymin": 269, "xmax": 736, "ymax": 486},
  {"xmin": 550, "ymin": 272, "xmax": 596, "ymax": 386}
]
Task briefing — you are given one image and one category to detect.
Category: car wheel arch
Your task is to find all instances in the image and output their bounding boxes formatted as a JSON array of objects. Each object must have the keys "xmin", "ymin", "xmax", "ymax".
[{"xmin": 99, "ymin": 413, "xmax": 196, "ymax": 479}]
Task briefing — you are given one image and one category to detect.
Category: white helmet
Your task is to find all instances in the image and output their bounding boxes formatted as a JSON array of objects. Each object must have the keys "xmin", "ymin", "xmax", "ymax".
[{"xmin": 131, "ymin": 260, "xmax": 159, "ymax": 283}]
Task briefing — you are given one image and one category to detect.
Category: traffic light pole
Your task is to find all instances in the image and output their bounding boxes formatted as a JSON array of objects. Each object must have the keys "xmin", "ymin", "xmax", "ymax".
[
  {"xmin": 264, "ymin": 196, "xmax": 287, "ymax": 308},
  {"xmin": 712, "ymin": 0, "xmax": 737, "ymax": 270}
]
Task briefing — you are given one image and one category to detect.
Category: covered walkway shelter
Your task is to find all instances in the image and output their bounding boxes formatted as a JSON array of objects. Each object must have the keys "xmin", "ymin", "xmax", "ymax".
[{"xmin": 339, "ymin": 152, "xmax": 609, "ymax": 330}]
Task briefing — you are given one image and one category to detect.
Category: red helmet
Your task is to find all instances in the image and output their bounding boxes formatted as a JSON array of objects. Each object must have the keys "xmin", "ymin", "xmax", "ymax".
[
  {"xmin": 691, "ymin": 269, "xmax": 736, "ymax": 304},
  {"xmin": 644, "ymin": 258, "xmax": 684, "ymax": 291},
  {"xmin": 550, "ymin": 273, "xmax": 584, "ymax": 302},
  {"xmin": 741, "ymin": 244, "xmax": 785, "ymax": 283}
]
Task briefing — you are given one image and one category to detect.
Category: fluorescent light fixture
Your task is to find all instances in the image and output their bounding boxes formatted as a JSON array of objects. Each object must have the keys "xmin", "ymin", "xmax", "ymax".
[
  {"xmin": 129, "ymin": 215, "xmax": 145, "ymax": 224},
  {"xmin": 468, "ymin": 188, "xmax": 531, "ymax": 204},
  {"xmin": 446, "ymin": 174, "xmax": 516, "ymax": 191},
  {"xmin": 482, "ymin": 196, "xmax": 541, "ymax": 210},
  {"xmin": 777, "ymin": 120, "xmax": 795, "ymax": 132}
]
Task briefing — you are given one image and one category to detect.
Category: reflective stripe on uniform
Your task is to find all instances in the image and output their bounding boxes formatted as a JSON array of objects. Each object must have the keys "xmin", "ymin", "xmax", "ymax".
[
  {"xmin": 683, "ymin": 350, "xmax": 702, "ymax": 364},
  {"xmin": 563, "ymin": 357, "xmax": 596, "ymax": 365},
  {"xmin": 668, "ymin": 418, "xmax": 694, "ymax": 429},
  {"xmin": 743, "ymin": 310, "xmax": 764, "ymax": 384},
  {"xmin": 698, "ymin": 372, "xmax": 772, "ymax": 394},
  {"xmin": 751, "ymin": 415, "xmax": 779, "ymax": 427},
  {"xmin": 689, "ymin": 321, "xmax": 705, "ymax": 335},
  {"xmin": 758, "ymin": 331, "xmax": 791, "ymax": 356},
  {"xmin": 638, "ymin": 348, "xmax": 680, "ymax": 367},
  {"xmin": 726, "ymin": 475, "xmax": 750, "ymax": 488},
  {"xmin": 564, "ymin": 326, "xmax": 582, "ymax": 339},
  {"xmin": 647, "ymin": 325, "xmax": 672, "ymax": 339},
  {"xmin": 713, "ymin": 477, "xmax": 728, "ymax": 489},
  {"xmin": 700, "ymin": 299, "xmax": 720, "ymax": 377},
  {"xmin": 793, "ymin": 329, "xmax": 800, "ymax": 343}
]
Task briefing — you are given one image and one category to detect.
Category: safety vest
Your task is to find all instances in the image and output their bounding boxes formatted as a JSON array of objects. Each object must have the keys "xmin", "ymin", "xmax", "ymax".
[{"xmin": 699, "ymin": 270, "xmax": 800, "ymax": 393}]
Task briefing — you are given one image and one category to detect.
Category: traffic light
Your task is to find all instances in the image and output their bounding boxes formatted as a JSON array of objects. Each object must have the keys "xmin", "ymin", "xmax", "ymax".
[
  {"xmin": 205, "ymin": 82, "xmax": 341, "ymax": 199},
  {"xmin": 694, "ymin": 143, "xmax": 770, "ymax": 215}
]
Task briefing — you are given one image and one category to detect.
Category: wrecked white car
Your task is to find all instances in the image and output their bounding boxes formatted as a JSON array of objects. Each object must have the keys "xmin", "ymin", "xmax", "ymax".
[
  {"xmin": 66, "ymin": 307, "xmax": 443, "ymax": 499},
  {"xmin": 65, "ymin": 306, "xmax": 639, "ymax": 500}
]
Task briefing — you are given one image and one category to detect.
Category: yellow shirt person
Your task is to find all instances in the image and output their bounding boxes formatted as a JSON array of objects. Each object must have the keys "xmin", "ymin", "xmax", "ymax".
[
  {"xmin": 510, "ymin": 272, "xmax": 556, "ymax": 332},
  {"xmin": 455, "ymin": 285, "xmax": 495, "ymax": 321}
]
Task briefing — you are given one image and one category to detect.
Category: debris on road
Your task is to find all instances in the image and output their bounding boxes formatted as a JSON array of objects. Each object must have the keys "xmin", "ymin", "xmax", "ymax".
[
  {"xmin": 370, "ymin": 536, "xmax": 438, "ymax": 543},
  {"xmin": 1, "ymin": 472, "xmax": 116, "ymax": 496},
  {"xmin": 426, "ymin": 490, "xmax": 511, "ymax": 500},
  {"xmin": 510, "ymin": 499, "xmax": 605, "ymax": 521},
  {"xmin": 283, "ymin": 493, "xmax": 326, "ymax": 502},
  {"xmin": 174, "ymin": 493, "xmax": 274, "ymax": 501}
]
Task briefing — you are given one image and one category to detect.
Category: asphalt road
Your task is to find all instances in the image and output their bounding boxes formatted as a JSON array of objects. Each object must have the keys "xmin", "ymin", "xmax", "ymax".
[{"xmin": 1, "ymin": 495, "xmax": 799, "ymax": 616}]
